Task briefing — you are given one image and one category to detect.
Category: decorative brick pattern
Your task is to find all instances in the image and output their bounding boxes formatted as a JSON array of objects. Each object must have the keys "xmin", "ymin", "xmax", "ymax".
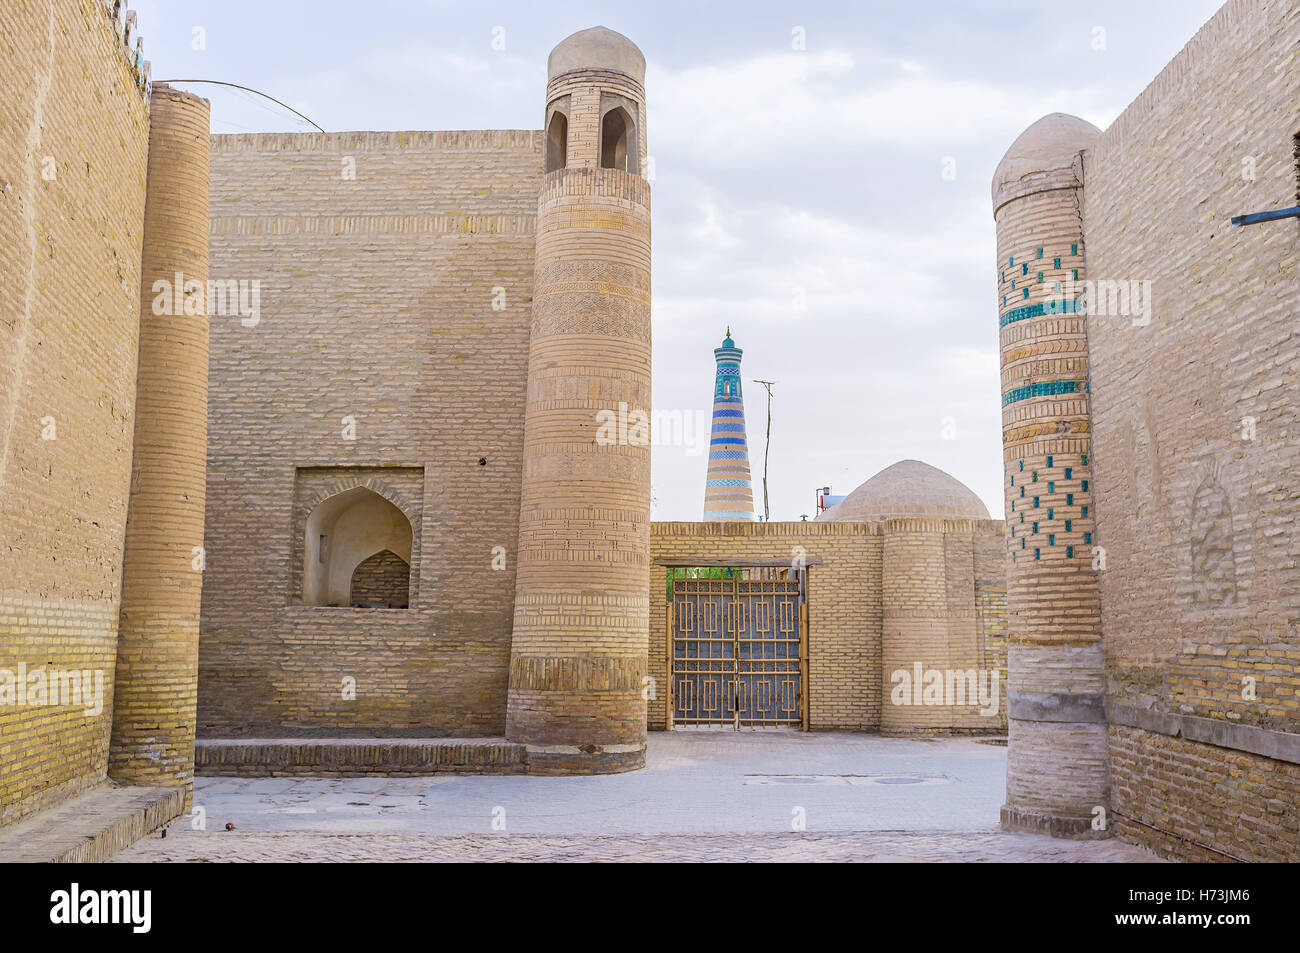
[
  {"xmin": 505, "ymin": 34, "xmax": 653, "ymax": 774},
  {"xmin": 993, "ymin": 112, "xmax": 1108, "ymax": 835}
]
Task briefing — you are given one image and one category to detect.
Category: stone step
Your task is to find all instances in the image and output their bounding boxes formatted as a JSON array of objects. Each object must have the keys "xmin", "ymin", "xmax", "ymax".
[
  {"xmin": 195, "ymin": 738, "xmax": 528, "ymax": 776},
  {"xmin": 0, "ymin": 784, "xmax": 184, "ymax": 863}
]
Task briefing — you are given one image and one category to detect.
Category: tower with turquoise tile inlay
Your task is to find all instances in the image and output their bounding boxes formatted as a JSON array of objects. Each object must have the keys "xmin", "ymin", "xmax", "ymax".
[
  {"xmin": 703, "ymin": 329, "xmax": 757, "ymax": 521},
  {"xmin": 993, "ymin": 112, "xmax": 1107, "ymax": 839}
]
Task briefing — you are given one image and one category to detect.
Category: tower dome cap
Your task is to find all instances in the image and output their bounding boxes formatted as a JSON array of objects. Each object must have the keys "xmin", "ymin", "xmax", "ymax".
[
  {"xmin": 992, "ymin": 112, "xmax": 1100, "ymax": 209},
  {"xmin": 548, "ymin": 26, "xmax": 645, "ymax": 82}
]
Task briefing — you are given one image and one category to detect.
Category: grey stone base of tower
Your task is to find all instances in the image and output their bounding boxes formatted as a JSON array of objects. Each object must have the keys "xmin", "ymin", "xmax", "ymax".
[
  {"xmin": 1000, "ymin": 804, "xmax": 1110, "ymax": 839},
  {"xmin": 1001, "ymin": 643, "xmax": 1112, "ymax": 839}
]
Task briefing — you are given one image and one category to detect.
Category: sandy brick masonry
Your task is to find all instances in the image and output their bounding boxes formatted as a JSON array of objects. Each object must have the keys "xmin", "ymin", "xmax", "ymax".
[
  {"xmin": 649, "ymin": 520, "xmax": 1006, "ymax": 732},
  {"xmin": 1082, "ymin": 0, "xmax": 1300, "ymax": 860},
  {"xmin": 8, "ymin": 5, "xmax": 1298, "ymax": 865},
  {"xmin": 506, "ymin": 34, "xmax": 653, "ymax": 774},
  {"xmin": 109, "ymin": 84, "xmax": 211, "ymax": 808},
  {"xmin": 199, "ymin": 129, "xmax": 541, "ymax": 739},
  {"xmin": 993, "ymin": 111, "xmax": 1109, "ymax": 839},
  {"xmin": 194, "ymin": 738, "xmax": 527, "ymax": 776},
  {"xmin": 0, "ymin": 0, "xmax": 151, "ymax": 829}
]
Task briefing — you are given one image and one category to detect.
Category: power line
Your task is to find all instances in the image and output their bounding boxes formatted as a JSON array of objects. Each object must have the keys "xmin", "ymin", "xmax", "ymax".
[{"xmin": 155, "ymin": 79, "xmax": 324, "ymax": 133}]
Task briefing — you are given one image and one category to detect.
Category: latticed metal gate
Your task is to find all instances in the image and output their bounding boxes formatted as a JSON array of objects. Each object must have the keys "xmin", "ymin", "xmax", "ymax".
[{"xmin": 668, "ymin": 573, "xmax": 806, "ymax": 728}]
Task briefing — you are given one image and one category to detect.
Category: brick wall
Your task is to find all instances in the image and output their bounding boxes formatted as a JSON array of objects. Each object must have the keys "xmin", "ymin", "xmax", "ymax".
[
  {"xmin": 1084, "ymin": 0, "xmax": 1300, "ymax": 859},
  {"xmin": 649, "ymin": 520, "xmax": 1006, "ymax": 731},
  {"xmin": 199, "ymin": 130, "xmax": 541, "ymax": 738},
  {"xmin": 0, "ymin": 0, "xmax": 150, "ymax": 828},
  {"xmin": 651, "ymin": 521, "xmax": 882, "ymax": 730},
  {"xmin": 349, "ymin": 551, "xmax": 410, "ymax": 608},
  {"xmin": 1108, "ymin": 725, "xmax": 1300, "ymax": 862}
]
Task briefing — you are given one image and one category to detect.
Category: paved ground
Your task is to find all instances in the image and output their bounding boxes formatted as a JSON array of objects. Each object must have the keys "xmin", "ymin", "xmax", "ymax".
[
  {"xmin": 113, "ymin": 733, "xmax": 1164, "ymax": 862},
  {"xmin": 115, "ymin": 829, "xmax": 1160, "ymax": 862}
]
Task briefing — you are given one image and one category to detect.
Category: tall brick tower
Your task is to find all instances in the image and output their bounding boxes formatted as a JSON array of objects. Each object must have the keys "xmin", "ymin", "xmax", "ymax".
[
  {"xmin": 703, "ymin": 329, "xmax": 757, "ymax": 521},
  {"xmin": 506, "ymin": 27, "xmax": 652, "ymax": 774},
  {"xmin": 109, "ymin": 85, "xmax": 212, "ymax": 804},
  {"xmin": 992, "ymin": 113, "xmax": 1109, "ymax": 837}
]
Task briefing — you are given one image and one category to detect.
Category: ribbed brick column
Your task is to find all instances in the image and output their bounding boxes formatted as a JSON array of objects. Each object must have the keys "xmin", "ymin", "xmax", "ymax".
[
  {"xmin": 992, "ymin": 113, "xmax": 1109, "ymax": 837},
  {"xmin": 506, "ymin": 28, "xmax": 652, "ymax": 774},
  {"xmin": 109, "ymin": 85, "xmax": 211, "ymax": 806}
]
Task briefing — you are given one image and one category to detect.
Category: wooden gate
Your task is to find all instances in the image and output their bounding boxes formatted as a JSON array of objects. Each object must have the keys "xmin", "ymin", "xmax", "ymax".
[{"xmin": 669, "ymin": 574, "xmax": 806, "ymax": 728}]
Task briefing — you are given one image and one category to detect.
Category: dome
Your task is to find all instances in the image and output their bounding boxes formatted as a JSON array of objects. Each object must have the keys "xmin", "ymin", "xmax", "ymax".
[
  {"xmin": 817, "ymin": 460, "xmax": 990, "ymax": 522},
  {"xmin": 548, "ymin": 27, "xmax": 645, "ymax": 82},
  {"xmin": 992, "ymin": 113, "xmax": 1100, "ymax": 210}
]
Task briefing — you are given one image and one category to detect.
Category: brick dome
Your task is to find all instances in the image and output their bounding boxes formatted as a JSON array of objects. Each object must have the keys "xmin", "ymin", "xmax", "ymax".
[
  {"xmin": 817, "ymin": 460, "xmax": 989, "ymax": 522},
  {"xmin": 548, "ymin": 26, "xmax": 645, "ymax": 82},
  {"xmin": 992, "ymin": 113, "xmax": 1100, "ymax": 210}
]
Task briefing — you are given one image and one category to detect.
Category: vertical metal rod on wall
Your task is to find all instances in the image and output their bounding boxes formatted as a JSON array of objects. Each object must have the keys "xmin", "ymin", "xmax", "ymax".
[
  {"xmin": 799, "ymin": 597, "xmax": 809, "ymax": 731},
  {"xmin": 732, "ymin": 573, "xmax": 740, "ymax": 730},
  {"xmin": 666, "ymin": 595, "xmax": 675, "ymax": 731},
  {"xmin": 754, "ymin": 380, "xmax": 777, "ymax": 522}
]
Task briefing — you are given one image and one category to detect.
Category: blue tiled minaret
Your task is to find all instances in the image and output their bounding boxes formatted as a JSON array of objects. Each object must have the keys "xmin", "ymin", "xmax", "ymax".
[{"xmin": 703, "ymin": 329, "xmax": 757, "ymax": 521}]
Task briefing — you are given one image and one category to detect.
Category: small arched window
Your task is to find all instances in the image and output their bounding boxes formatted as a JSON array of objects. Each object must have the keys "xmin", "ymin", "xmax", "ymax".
[
  {"xmin": 546, "ymin": 111, "xmax": 568, "ymax": 172},
  {"xmin": 600, "ymin": 106, "xmax": 637, "ymax": 174}
]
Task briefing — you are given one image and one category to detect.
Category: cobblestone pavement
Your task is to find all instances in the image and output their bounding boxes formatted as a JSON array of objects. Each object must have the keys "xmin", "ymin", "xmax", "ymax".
[
  {"xmin": 112, "ymin": 733, "xmax": 1165, "ymax": 862},
  {"xmin": 115, "ymin": 828, "xmax": 1162, "ymax": 862}
]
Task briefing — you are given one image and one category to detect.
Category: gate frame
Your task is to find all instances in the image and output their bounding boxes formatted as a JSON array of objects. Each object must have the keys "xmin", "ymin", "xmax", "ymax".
[{"xmin": 663, "ymin": 562, "xmax": 811, "ymax": 731}]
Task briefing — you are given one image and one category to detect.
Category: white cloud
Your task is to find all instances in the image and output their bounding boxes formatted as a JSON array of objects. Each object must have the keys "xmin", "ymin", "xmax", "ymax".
[{"xmin": 649, "ymin": 50, "xmax": 1115, "ymax": 163}]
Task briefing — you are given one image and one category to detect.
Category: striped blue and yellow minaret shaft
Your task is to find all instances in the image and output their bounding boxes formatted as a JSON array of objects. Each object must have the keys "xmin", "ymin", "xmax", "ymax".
[{"xmin": 703, "ymin": 329, "xmax": 757, "ymax": 521}]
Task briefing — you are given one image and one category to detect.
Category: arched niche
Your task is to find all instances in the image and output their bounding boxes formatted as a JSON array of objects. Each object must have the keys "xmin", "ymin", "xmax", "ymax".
[
  {"xmin": 302, "ymin": 486, "xmax": 413, "ymax": 608},
  {"xmin": 546, "ymin": 109, "xmax": 569, "ymax": 172},
  {"xmin": 600, "ymin": 105, "xmax": 638, "ymax": 175}
]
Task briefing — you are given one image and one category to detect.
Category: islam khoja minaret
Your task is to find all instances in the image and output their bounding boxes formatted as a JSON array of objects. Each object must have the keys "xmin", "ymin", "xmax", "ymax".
[{"xmin": 703, "ymin": 329, "xmax": 757, "ymax": 521}]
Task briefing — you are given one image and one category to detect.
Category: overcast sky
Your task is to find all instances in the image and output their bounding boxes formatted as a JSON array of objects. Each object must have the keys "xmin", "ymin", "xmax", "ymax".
[{"xmin": 132, "ymin": 0, "xmax": 1224, "ymax": 521}]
